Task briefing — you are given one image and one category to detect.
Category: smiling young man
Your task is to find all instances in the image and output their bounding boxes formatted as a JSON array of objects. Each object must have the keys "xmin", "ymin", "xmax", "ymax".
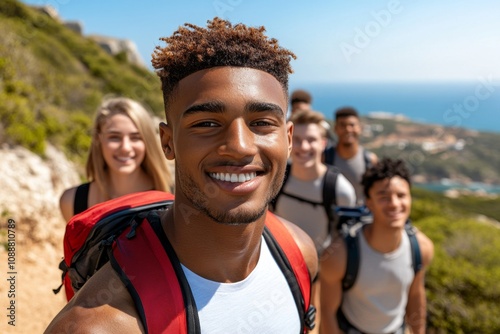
[
  {"xmin": 272, "ymin": 109, "xmax": 355, "ymax": 254},
  {"xmin": 324, "ymin": 107, "xmax": 378, "ymax": 205},
  {"xmin": 45, "ymin": 18, "xmax": 317, "ymax": 334},
  {"xmin": 320, "ymin": 158, "xmax": 434, "ymax": 334},
  {"xmin": 271, "ymin": 109, "xmax": 355, "ymax": 333}
]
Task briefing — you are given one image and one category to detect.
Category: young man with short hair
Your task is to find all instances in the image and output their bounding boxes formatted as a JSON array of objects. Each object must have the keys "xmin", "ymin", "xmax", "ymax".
[
  {"xmin": 324, "ymin": 107, "xmax": 378, "ymax": 204},
  {"xmin": 271, "ymin": 108, "xmax": 356, "ymax": 333},
  {"xmin": 320, "ymin": 158, "xmax": 434, "ymax": 334},
  {"xmin": 45, "ymin": 18, "xmax": 318, "ymax": 333},
  {"xmin": 273, "ymin": 109, "xmax": 355, "ymax": 255},
  {"xmin": 290, "ymin": 89, "xmax": 313, "ymax": 115}
]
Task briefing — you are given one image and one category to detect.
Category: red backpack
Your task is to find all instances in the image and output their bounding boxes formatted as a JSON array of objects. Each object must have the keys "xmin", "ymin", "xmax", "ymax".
[
  {"xmin": 53, "ymin": 190, "xmax": 175, "ymax": 300},
  {"xmin": 111, "ymin": 210, "xmax": 315, "ymax": 333},
  {"xmin": 54, "ymin": 191, "xmax": 315, "ymax": 332}
]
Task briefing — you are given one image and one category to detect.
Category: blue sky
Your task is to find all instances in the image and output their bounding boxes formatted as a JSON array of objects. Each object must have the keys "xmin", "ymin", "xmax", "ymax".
[{"xmin": 21, "ymin": 0, "xmax": 500, "ymax": 85}]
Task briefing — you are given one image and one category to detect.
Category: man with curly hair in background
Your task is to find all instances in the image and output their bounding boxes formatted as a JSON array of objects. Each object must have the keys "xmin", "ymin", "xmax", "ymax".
[
  {"xmin": 45, "ymin": 18, "xmax": 318, "ymax": 333},
  {"xmin": 320, "ymin": 158, "xmax": 434, "ymax": 334}
]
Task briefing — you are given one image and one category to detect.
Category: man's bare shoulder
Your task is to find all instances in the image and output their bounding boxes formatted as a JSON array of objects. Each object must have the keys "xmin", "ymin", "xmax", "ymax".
[
  {"xmin": 367, "ymin": 150, "xmax": 379, "ymax": 165},
  {"xmin": 415, "ymin": 230, "xmax": 434, "ymax": 267},
  {"xmin": 276, "ymin": 215, "xmax": 319, "ymax": 280},
  {"xmin": 45, "ymin": 263, "xmax": 144, "ymax": 334},
  {"xmin": 320, "ymin": 234, "xmax": 347, "ymax": 280}
]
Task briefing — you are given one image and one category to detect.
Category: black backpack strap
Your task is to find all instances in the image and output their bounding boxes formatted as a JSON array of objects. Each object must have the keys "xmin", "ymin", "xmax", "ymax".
[
  {"xmin": 342, "ymin": 222, "xmax": 422, "ymax": 292},
  {"xmin": 336, "ymin": 307, "xmax": 359, "ymax": 333},
  {"xmin": 323, "ymin": 146, "xmax": 336, "ymax": 166},
  {"xmin": 405, "ymin": 222, "xmax": 422, "ymax": 275},
  {"xmin": 148, "ymin": 213, "xmax": 201, "ymax": 334},
  {"xmin": 363, "ymin": 149, "xmax": 373, "ymax": 170},
  {"xmin": 341, "ymin": 225, "xmax": 362, "ymax": 291},
  {"xmin": 110, "ymin": 211, "xmax": 200, "ymax": 334},
  {"xmin": 263, "ymin": 226, "xmax": 314, "ymax": 332},
  {"xmin": 322, "ymin": 167, "xmax": 339, "ymax": 233},
  {"xmin": 52, "ymin": 260, "xmax": 68, "ymax": 294},
  {"xmin": 73, "ymin": 182, "xmax": 90, "ymax": 215},
  {"xmin": 270, "ymin": 162, "xmax": 291, "ymax": 211}
]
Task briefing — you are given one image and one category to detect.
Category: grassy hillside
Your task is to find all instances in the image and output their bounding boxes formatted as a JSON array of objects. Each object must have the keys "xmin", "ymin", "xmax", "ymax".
[
  {"xmin": 0, "ymin": 0, "xmax": 164, "ymax": 162},
  {"xmin": 411, "ymin": 188, "xmax": 500, "ymax": 333}
]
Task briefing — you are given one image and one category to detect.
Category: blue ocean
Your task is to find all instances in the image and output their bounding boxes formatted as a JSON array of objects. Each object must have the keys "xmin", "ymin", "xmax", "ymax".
[
  {"xmin": 290, "ymin": 81, "xmax": 500, "ymax": 133},
  {"xmin": 290, "ymin": 81, "xmax": 500, "ymax": 194}
]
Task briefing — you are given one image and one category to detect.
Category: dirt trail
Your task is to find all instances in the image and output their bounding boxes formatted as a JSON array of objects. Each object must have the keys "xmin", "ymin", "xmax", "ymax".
[
  {"xmin": 0, "ymin": 237, "xmax": 67, "ymax": 333},
  {"xmin": 0, "ymin": 145, "xmax": 79, "ymax": 333}
]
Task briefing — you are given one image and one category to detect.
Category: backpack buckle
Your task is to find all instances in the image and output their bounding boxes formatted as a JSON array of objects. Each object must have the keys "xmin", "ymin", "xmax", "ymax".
[{"xmin": 304, "ymin": 305, "xmax": 316, "ymax": 330}]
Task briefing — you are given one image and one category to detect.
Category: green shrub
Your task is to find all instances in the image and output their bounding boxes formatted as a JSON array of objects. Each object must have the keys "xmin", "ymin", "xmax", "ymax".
[
  {"xmin": 414, "ymin": 215, "xmax": 500, "ymax": 333},
  {"xmin": 6, "ymin": 122, "xmax": 46, "ymax": 154},
  {"xmin": 63, "ymin": 112, "xmax": 92, "ymax": 162},
  {"xmin": 0, "ymin": 0, "xmax": 164, "ymax": 157},
  {"xmin": 0, "ymin": 92, "xmax": 46, "ymax": 154}
]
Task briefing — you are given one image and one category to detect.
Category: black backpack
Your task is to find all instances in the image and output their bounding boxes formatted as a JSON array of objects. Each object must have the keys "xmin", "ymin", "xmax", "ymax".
[
  {"xmin": 270, "ymin": 163, "xmax": 339, "ymax": 230},
  {"xmin": 335, "ymin": 206, "xmax": 423, "ymax": 291}
]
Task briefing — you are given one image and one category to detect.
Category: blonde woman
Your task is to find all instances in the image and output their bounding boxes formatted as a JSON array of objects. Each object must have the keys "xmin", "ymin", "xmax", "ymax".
[{"xmin": 59, "ymin": 97, "xmax": 173, "ymax": 222}]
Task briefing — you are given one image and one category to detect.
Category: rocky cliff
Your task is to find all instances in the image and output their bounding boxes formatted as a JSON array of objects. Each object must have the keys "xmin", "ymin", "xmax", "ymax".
[
  {"xmin": 0, "ymin": 144, "xmax": 80, "ymax": 333},
  {"xmin": 31, "ymin": 4, "xmax": 146, "ymax": 67}
]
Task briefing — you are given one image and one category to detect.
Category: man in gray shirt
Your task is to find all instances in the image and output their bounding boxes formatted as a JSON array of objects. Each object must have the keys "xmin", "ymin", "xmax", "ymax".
[
  {"xmin": 320, "ymin": 158, "xmax": 434, "ymax": 334},
  {"xmin": 324, "ymin": 107, "xmax": 378, "ymax": 205}
]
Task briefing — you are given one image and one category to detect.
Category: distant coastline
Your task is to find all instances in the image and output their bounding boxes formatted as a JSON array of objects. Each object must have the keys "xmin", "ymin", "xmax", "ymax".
[
  {"xmin": 415, "ymin": 181, "xmax": 500, "ymax": 196},
  {"xmin": 291, "ymin": 81, "xmax": 500, "ymax": 134},
  {"xmin": 288, "ymin": 82, "xmax": 500, "ymax": 193}
]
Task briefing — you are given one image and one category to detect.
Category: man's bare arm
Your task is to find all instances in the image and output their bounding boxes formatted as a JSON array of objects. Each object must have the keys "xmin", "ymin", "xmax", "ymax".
[
  {"xmin": 406, "ymin": 232, "xmax": 434, "ymax": 334},
  {"xmin": 44, "ymin": 263, "xmax": 144, "ymax": 334},
  {"xmin": 319, "ymin": 236, "xmax": 346, "ymax": 334}
]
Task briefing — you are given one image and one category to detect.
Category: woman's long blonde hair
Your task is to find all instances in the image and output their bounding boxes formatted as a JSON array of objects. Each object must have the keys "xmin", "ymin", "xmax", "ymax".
[{"xmin": 86, "ymin": 97, "xmax": 173, "ymax": 198}]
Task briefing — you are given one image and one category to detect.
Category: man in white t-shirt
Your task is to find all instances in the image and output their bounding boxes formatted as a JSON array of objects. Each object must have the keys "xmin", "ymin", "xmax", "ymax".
[{"xmin": 45, "ymin": 18, "xmax": 318, "ymax": 334}]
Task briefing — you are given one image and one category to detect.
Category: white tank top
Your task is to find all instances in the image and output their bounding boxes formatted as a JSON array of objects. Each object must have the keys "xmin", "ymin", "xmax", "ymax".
[
  {"xmin": 182, "ymin": 237, "xmax": 300, "ymax": 334},
  {"xmin": 342, "ymin": 227, "xmax": 414, "ymax": 333}
]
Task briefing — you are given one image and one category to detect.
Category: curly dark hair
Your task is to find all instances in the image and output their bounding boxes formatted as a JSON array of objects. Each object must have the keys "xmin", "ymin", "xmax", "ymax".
[
  {"xmin": 361, "ymin": 157, "xmax": 411, "ymax": 199},
  {"xmin": 152, "ymin": 17, "xmax": 296, "ymax": 110}
]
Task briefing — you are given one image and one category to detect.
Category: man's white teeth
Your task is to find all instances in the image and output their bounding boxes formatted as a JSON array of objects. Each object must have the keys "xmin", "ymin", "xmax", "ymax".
[{"xmin": 210, "ymin": 172, "xmax": 257, "ymax": 183}]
